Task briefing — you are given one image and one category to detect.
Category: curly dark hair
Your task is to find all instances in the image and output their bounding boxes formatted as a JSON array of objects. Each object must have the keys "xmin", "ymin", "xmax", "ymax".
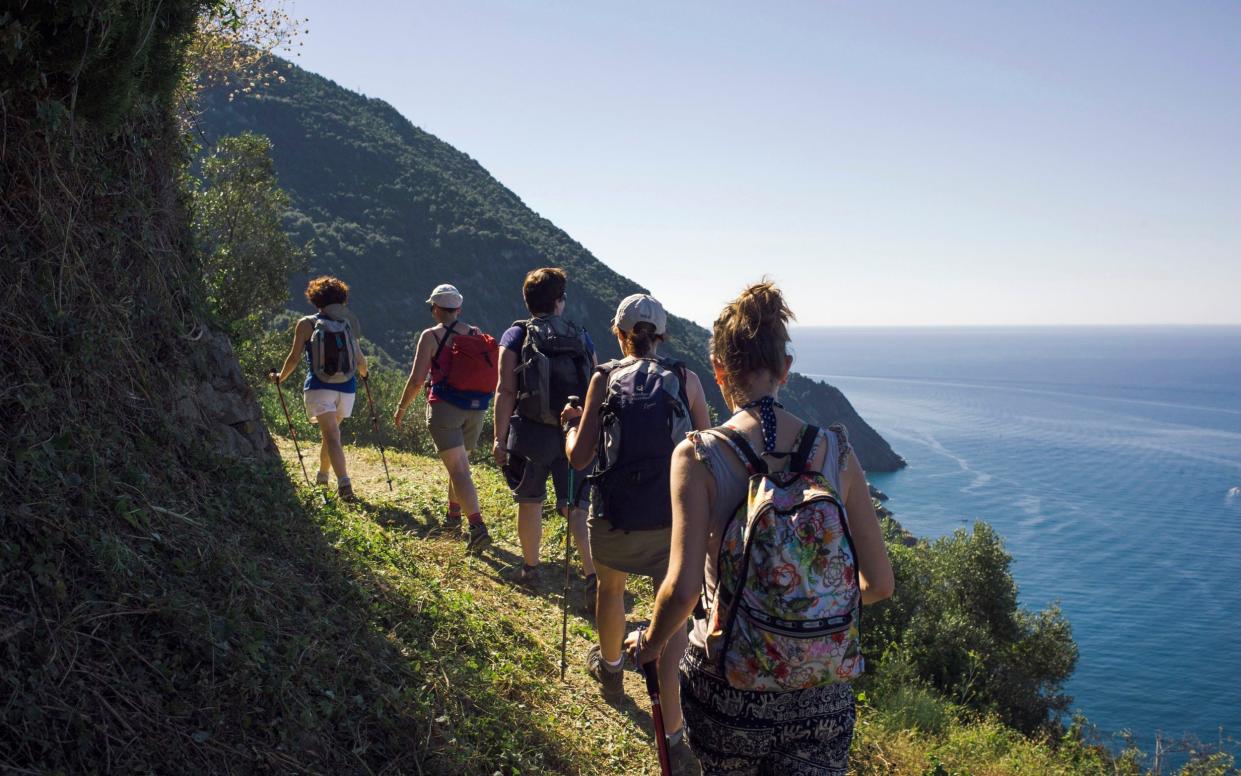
[{"xmin": 305, "ymin": 275, "xmax": 349, "ymax": 308}]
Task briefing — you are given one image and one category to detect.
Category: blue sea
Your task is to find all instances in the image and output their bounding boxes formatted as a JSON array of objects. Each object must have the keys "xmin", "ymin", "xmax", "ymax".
[{"xmin": 794, "ymin": 326, "xmax": 1241, "ymax": 756}]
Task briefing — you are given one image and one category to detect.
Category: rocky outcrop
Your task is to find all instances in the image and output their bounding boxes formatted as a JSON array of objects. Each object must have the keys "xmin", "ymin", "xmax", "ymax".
[
  {"xmin": 172, "ymin": 328, "xmax": 275, "ymax": 460},
  {"xmin": 781, "ymin": 373, "xmax": 906, "ymax": 472}
]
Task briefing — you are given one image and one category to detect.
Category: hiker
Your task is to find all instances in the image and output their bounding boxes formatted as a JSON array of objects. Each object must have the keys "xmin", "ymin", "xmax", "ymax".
[
  {"xmin": 625, "ymin": 280, "xmax": 894, "ymax": 776},
  {"xmin": 393, "ymin": 284, "xmax": 497, "ymax": 555},
  {"xmin": 269, "ymin": 275, "xmax": 368, "ymax": 501},
  {"xmin": 560, "ymin": 293, "xmax": 710, "ymax": 775},
  {"xmin": 493, "ymin": 267, "xmax": 597, "ymax": 596}
]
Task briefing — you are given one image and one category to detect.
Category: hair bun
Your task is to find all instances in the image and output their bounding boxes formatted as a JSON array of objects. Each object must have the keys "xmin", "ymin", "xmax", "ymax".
[{"xmin": 737, "ymin": 280, "xmax": 792, "ymax": 332}]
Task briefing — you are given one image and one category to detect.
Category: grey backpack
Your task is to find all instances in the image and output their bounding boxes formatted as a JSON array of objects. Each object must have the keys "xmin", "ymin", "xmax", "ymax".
[{"xmin": 307, "ymin": 315, "xmax": 357, "ymax": 384}]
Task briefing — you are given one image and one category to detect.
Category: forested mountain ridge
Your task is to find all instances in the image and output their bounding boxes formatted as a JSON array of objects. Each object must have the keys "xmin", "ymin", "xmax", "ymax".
[{"xmin": 198, "ymin": 59, "xmax": 905, "ymax": 472}]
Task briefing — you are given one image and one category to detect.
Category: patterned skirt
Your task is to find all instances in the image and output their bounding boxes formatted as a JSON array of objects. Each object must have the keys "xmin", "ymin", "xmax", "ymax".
[{"xmin": 679, "ymin": 645, "xmax": 856, "ymax": 776}]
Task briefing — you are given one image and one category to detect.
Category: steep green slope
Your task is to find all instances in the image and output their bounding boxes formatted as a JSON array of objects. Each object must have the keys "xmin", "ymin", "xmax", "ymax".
[{"xmin": 197, "ymin": 61, "xmax": 905, "ymax": 472}]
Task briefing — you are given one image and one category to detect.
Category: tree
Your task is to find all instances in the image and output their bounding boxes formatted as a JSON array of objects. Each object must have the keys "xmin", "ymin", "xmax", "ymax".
[
  {"xmin": 864, "ymin": 521, "xmax": 1079, "ymax": 734},
  {"xmin": 192, "ymin": 131, "xmax": 307, "ymax": 351}
]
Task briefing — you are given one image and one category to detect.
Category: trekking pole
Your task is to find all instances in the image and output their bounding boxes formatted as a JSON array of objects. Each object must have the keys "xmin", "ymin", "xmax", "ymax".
[
  {"xmin": 361, "ymin": 374, "xmax": 393, "ymax": 491},
  {"xmin": 270, "ymin": 370, "xmax": 312, "ymax": 486},
  {"xmin": 560, "ymin": 394, "xmax": 581, "ymax": 682},
  {"xmin": 641, "ymin": 659, "xmax": 673, "ymax": 776}
]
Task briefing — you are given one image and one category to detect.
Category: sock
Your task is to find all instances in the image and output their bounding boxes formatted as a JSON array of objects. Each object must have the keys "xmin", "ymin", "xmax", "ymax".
[
  {"xmin": 604, "ymin": 655, "xmax": 623, "ymax": 672},
  {"xmin": 316, "ymin": 471, "xmax": 330, "ymax": 485},
  {"xmin": 448, "ymin": 501, "xmax": 462, "ymax": 516},
  {"xmin": 467, "ymin": 512, "xmax": 483, "ymax": 527},
  {"xmin": 338, "ymin": 476, "xmax": 351, "ymax": 487},
  {"xmin": 666, "ymin": 727, "xmax": 685, "ymax": 746}
]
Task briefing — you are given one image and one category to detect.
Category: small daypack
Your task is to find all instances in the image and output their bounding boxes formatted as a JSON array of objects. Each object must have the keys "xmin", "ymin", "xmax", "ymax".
[
  {"xmin": 307, "ymin": 315, "xmax": 357, "ymax": 384},
  {"xmin": 513, "ymin": 316, "xmax": 592, "ymax": 426},
  {"xmin": 700, "ymin": 425, "xmax": 863, "ymax": 691},
  {"xmin": 590, "ymin": 357, "xmax": 692, "ymax": 532},
  {"xmin": 430, "ymin": 323, "xmax": 499, "ymax": 410}
]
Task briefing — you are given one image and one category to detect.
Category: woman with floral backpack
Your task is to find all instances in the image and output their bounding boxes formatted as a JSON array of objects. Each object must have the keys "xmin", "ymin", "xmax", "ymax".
[
  {"xmin": 394, "ymin": 283, "xmax": 498, "ymax": 555},
  {"xmin": 626, "ymin": 280, "xmax": 894, "ymax": 775}
]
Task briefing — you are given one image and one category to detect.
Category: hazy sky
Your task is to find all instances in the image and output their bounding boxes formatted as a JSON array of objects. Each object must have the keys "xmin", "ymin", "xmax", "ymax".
[{"xmin": 284, "ymin": 1, "xmax": 1240, "ymax": 327}]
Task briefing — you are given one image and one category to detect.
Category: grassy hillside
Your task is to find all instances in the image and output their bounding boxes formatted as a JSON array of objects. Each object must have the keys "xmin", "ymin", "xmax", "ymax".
[
  {"xmin": 195, "ymin": 61, "xmax": 906, "ymax": 473},
  {"xmin": 258, "ymin": 435, "xmax": 1158, "ymax": 776}
]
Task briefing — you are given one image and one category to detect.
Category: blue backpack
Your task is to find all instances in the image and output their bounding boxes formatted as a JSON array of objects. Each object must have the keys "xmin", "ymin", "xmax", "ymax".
[{"xmin": 590, "ymin": 356, "xmax": 692, "ymax": 531}]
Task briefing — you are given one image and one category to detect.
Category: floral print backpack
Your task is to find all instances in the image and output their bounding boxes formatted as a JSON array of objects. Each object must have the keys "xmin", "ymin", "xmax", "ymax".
[{"xmin": 702, "ymin": 424, "xmax": 863, "ymax": 691}]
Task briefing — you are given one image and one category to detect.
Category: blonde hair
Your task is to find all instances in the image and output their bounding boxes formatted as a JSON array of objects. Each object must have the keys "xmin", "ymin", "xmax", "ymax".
[{"xmin": 710, "ymin": 280, "xmax": 794, "ymax": 406}]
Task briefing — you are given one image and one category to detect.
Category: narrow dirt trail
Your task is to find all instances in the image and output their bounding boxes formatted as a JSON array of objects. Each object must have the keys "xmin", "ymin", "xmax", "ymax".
[{"xmin": 275, "ymin": 437, "xmax": 668, "ymax": 775}]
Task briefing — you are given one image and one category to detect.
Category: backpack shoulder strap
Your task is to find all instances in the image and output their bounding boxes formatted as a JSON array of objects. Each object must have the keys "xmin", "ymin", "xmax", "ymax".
[
  {"xmin": 706, "ymin": 426, "xmax": 768, "ymax": 475},
  {"xmin": 672, "ymin": 360, "xmax": 691, "ymax": 411},
  {"xmin": 431, "ymin": 322, "xmax": 461, "ymax": 366},
  {"xmin": 790, "ymin": 424, "xmax": 821, "ymax": 473}
]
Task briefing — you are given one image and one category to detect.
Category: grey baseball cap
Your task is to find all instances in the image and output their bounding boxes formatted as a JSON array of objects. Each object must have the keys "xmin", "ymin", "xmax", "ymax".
[
  {"xmin": 426, "ymin": 283, "xmax": 463, "ymax": 308},
  {"xmin": 614, "ymin": 293, "xmax": 667, "ymax": 335}
]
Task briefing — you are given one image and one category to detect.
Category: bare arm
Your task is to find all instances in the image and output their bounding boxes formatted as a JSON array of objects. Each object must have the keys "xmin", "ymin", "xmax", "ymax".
[
  {"xmin": 840, "ymin": 449, "xmax": 895, "ymax": 604},
  {"xmin": 492, "ymin": 346, "xmax": 519, "ymax": 466},
  {"xmin": 272, "ymin": 318, "xmax": 313, "ymax": 383},
  {"xmin": 563, "ymin": 370, "xmax": 606, "ymax": 468},
  {"xmin": 355, "ymin": 341, "xmax": 369, "ymax": 380},
  {"xmin": 393, "ymin": 329, "xmax": 437, "ymax": 427},
  {"xmin": 685, "ymin": 370, "xmax": 712, "ymax": 431},
  {"xmin": 630, "ymin": 440, "xmax": 712, "ymax": 664}
]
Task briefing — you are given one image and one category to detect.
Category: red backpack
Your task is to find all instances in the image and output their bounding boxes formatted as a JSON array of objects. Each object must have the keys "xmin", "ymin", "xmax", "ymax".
[{"xmin": 429, "ymin": 323, "xmax": 499, "ymax": 409}]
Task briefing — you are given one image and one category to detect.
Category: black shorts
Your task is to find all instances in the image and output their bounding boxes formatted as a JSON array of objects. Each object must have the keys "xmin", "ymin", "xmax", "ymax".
[{"xmin": 503, "ymin": 416, "xmax": 591, "ymax": 509}]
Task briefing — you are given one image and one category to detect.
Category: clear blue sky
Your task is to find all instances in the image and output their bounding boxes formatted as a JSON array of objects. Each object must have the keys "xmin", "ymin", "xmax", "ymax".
[{"xmin": 283, "ymin": 1, "xmax": 1240, "ymax": 327}]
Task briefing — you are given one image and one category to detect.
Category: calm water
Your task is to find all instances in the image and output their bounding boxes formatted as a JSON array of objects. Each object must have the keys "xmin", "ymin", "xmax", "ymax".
[{"xmin": 794, "ymin": 326, "xmax": 1241, "ymax": 753}]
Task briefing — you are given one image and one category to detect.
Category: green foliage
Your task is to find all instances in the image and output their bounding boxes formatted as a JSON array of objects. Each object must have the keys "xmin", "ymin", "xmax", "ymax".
[
  {"xmin": 1, "ymin": 1, "xmax": 211, "ymax": 130},
  {"xmin": 865, "ymin": 522, "xmax": 1078, "ymax": 734},
  {"xmin": 191, "ymin": 131, "xmax": 308, "ymax": 344}
]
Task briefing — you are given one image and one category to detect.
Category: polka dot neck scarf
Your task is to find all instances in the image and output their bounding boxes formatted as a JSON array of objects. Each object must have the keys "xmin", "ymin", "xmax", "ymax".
[{"xmin": 739, "ymin": 395, "xmax": 784, "ymax": 455}]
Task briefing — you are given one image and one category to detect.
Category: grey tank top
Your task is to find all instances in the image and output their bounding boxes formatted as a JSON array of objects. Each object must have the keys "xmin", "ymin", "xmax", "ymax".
[{"xmin": 685, "ymin": 423, "xmax": 852, "ymax": 651}]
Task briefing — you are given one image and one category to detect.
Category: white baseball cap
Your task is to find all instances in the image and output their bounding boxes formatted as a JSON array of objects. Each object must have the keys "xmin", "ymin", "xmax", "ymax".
[
  {"xmin": 426, "ymin": 283, "xmax": 463, "ymax": 308},
  {"xmin": 614, "ymin": 293, "xmax": 667, "ymax": 335}
]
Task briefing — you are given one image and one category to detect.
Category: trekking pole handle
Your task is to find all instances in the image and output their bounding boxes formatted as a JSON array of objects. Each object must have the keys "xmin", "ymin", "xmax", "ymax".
[
  {"xmin": 567, "ymin": 395, "xmax": 581, "ymax": 408},
  {"xmin": 640, "ymin": 659, "xmax": 660, "ymax": 699}
]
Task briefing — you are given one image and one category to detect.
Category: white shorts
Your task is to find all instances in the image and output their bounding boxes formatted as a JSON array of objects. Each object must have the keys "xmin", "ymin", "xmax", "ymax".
[{"xmin": 304, "ymin": 389, "xmax": 356, "ymax": 423}]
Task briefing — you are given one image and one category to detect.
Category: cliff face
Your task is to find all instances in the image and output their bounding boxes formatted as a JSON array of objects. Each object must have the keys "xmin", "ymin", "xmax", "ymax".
[{"xmin": 197, "ymin": 61, "xmax": 905, "ymax": 471}]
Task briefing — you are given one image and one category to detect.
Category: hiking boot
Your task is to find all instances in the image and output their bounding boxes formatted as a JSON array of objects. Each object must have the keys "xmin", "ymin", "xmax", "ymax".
[
  {"xmin": 442, "ymin": 512, "xmax": 463, "ymax": 531},
  {"xmin": 581, "ymin": 573, "xmax": 597, "ymax": 617},
  {"xmin": 513, "ymin": 563, "xmax": 541, "ymax": 587},
  {"xmin": 315, "ymin": 471, "xmax": 331, "ymax": 486},
  {"xmin": 337, "ymin": 482, "xmax": 356, "ymax": 502},
  {"xmin": 587, "ymin": 644, "xmax": 624, "ymax": 701},
  {"xmin": 668, "ymin": 732, "xmax": 702, "ymax": 776},
  {"xmin": 466, "ymin": 523, "xmax": 491, "ymax": 555}
]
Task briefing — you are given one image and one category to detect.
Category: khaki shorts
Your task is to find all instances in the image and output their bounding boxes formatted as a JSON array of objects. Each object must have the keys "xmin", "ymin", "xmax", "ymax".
[
  {"xmin": 304, "ymin": 389, "xmax": 355, "ymax": 423},
  {"xmin": 587, "ymin": 515, "xmax": 671, "ymax": 581},
  {"xmin": 426, "ymin": 400, "xmax": 486, "ymax": 452}
]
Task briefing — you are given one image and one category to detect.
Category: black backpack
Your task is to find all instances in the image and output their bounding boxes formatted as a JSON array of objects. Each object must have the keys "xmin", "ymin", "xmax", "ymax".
[
  {"xmin": 589, "ymin": 356, "xmax": 692, "ymax": 531},
  {"xmin": 513, "ymin": 315, "xmax": 592, "ymax": 426}
]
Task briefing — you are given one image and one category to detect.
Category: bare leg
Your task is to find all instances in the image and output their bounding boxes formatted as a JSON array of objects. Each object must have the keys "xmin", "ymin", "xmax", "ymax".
[
  {"xmin": 566, "ymin": 505, "xmax": 595, "ymax": 577},
  {"xmin": 447, "ymin": 477, "xmax": 457, "ymax": 508},
  {"xmin": 318, "ymin": 436, "xmax": 331, "ymax": 478},
  {"xmin": 317, "ymin": 412, "xmax": 348, "ymax": 480},
  {"xmin": 438, "ymin": 446, "xmax": 480, "ymax": 516},
  {"xmin": 595, "ymin": 562, "xmax": 628, "ymax": 663},
  {"xmin": 517, "ymin": 501, "xmax": 542, "ymax": 566},
  {"xmin": 658, "ymin": 621, "xmax": 688, "ymax": 734}
]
